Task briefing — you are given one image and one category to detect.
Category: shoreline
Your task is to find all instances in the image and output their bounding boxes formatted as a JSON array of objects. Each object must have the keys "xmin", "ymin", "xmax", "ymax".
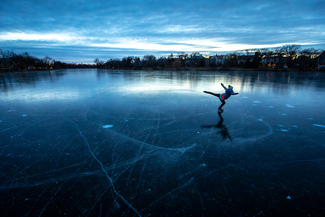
[{"xmin": 1, "ymin": 66, "xmax": 325, "ymax": 73}]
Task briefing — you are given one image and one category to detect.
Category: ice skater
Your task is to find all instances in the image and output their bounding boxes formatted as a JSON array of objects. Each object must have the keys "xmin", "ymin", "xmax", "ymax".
[{"xmin": 204, "ymin": 83, "xmax": 239, "ymax": 112}]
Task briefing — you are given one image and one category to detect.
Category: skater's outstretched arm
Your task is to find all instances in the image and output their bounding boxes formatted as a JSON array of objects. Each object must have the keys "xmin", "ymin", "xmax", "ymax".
[
  {"xmin": 221, "ymin": 83, "xmax": 227, "ymax": 90},
  {"xmin": 229, "ymin": 88, "xmax": 239, "ymax": 95}
]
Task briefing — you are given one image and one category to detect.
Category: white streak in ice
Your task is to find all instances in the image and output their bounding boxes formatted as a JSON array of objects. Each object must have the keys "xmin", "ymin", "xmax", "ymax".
[
  {"xmin": 102, "ymin": 125, "xmax": 114, "ymax": 128},
  {"xmin": 285, "ymin": 104, "xmax": 295, "ymax": 108},
  {"xmin": 313, "ymin": 124, "xmax": 325, "ymax": 128}
]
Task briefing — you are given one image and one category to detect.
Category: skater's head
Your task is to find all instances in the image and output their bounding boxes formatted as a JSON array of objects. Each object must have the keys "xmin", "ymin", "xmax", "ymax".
[{"xmin": 228, "ymin": 85, "xmax": 233, "ymax": 90}]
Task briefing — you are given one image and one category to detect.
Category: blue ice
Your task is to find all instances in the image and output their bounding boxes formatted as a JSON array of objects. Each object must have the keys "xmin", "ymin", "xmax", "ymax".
[
  {"xmin": 285, "ymin": 104, "xmax": 295, "ymax": 108},
  {"xmin": 286, "ymin": 196, "xmax": 291, "ymax": 200},
  {"xmin": 22, "ymin": 114, "xmax": 28, "ymax": 117},
  {"xmin": 313, "ymin": 124, "xmax": 325, "ymax": 128},
  {"xmin": 8, "ymin": 110, "xmax": 16, "ymax": 113},
  {"xmin": 268, "ymin": 106, "xmax": 274, "ymax": 108},
  {"xmin": 281, "ymin": 129, "xmax": 288, "ymax": 132},
  {"xmin": 293, "ymin": 125, "xmax": 298, "ymax": 128},
  {"xmin": 253, "ymin": 101, "xmax": 261, "ymax": 103},
  {"xmin": 102, "ymin": 125, "xmax": 114, "ymax": 128},
  {"xmin": 243, "ymin": 97, "xmax": 248, "ymax": 98},
  {"xmin": 280, "ymin": 114, "xmax": 287, "ymax": 116},
  {"xmin": 278, "ymin": 124, "xmax": 284, "ymax": 127}
]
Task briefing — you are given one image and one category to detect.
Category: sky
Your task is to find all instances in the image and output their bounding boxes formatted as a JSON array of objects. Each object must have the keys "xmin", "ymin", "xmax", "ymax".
[{"xmin": 0, "ymin": 0, "xmax": 324, "ymax": 63}]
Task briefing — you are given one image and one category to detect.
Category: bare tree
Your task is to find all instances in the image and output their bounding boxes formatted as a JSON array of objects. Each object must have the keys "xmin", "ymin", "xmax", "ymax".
[
  {"xmin": 143, "ymin": 55, "xmax": 156, "ymax": 67},
  {"xmin": 280, "ymin": 44, "xmax": 301, "ymax": 56},
  {"xmin": 301, "ymin": 48, "xmax": 322, "ymax": 55},
  {"xmin": 94, "ymin": 58, "xmax": 100, "ymax": 65}
]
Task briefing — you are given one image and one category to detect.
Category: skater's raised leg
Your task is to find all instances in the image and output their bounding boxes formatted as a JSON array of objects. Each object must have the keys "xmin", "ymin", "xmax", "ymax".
[{"xmin": 204, "ymin": 91, "xmax": 220, "ymax": 98}]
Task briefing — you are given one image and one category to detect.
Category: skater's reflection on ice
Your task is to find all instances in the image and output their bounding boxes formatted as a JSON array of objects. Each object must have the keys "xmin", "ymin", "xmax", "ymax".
[{"xmin": 201, "ymin": 111, "xmax": 232, "ymax": 141}]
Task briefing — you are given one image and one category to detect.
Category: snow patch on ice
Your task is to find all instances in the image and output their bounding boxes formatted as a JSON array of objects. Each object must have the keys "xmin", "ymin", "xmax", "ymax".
[
  {"xmin": 278, "ymin": 124, "xmax": 284, "ymax": 127},
  {"xmin": 285, "ymin": 104, "xmax": 295, "ymax": 108},
  {"xmin": 102, "ymin": 125, "xmax": 114, "ymax": 128},
  {"xmin": 281, "ymin": 129, "xmax": 288, "ymax": 132},
  {"xmin": 8, "ymin": 110, "xmax": 16, "ymax": 113},
  {"xmin": 293, "ymin": 125, "xmax": 297, "ymax": 128},
  {"xmin": 313, "ymin": 124, "xmax": 325, "ymax": 128},
  {"xmin": 22, "ymin": 114, "xmax": 28, "ymax": 117},
  {"xmin": 280, "ymin": 113, "xmax": 287, "ymax": 116},
  {"xmin": 253, "ymin": 101, "xmax": 261, "ymax": 103},
  {"xmin": 258, "ymin": 119, "xmax": 263, "ymax": 121}
]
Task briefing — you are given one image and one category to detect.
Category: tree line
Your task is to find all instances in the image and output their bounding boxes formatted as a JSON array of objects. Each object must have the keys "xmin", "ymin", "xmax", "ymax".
[
  {"xmin": 0, "ymin": 49, "xmax": 65, "ymax": 72},
  {"xmin": 94, "ymin": 45, "xmax": 324, "ymax": 70},
  {"xmin": 1, "ymin": 44, "xmax": 324, "ymax": 72},
  {"xmin": 94, "ymin": 52, "xmax": 207, "ymax": 69}
]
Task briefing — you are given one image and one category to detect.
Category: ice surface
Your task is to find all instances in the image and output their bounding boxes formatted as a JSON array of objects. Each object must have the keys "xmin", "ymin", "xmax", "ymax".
[{"xmin": 1, "ymin": 69, "xmax": 325, "ymax": 216}]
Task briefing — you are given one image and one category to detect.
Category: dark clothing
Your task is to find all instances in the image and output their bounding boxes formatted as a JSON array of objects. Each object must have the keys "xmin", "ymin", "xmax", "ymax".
[{"xmin": 220, "ymin": 84, "xmax": 236, "ymax": 100}]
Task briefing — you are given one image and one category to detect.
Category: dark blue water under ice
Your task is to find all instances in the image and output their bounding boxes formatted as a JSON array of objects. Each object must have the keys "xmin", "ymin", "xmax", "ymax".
[{"xmin": 1, "ymin": 69, "xmax": 325, "ymax": 216}]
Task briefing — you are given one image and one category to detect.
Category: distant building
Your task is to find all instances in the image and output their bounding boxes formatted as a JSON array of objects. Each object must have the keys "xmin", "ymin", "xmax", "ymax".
[
  {"xmin": 261, "ymin": 55, "xmax": 280, "ymax": 65},
  {"xmin": 237, "ymin": 55, "xmax": 254, "ymax": 65},
  {"xmin": 217, "ymin": 55, "xmax": 226, "ymax": 65},
  {"xmin": 261, "ymin": 55, "xmax": 291, "ymax": 68},
  {"xmin": 209, "ymin": 56, "xmax": 216, "ymax": 66},
  {"xmin": 185, "ymin": 55, "xmax": 204, "ymax": 67},
  {"xmin": 203, "ymin": 56, "xmax": 210, "ymax": 67},
  {"xmin": 318, "ymin": 53, "xmax": 325, "ymax": 68}
]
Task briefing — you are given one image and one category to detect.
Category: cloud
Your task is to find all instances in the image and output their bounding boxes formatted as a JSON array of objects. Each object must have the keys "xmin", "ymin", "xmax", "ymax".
[{"xmin": 1, "ymin": 0, "xmax": 324, "ymax": 62}]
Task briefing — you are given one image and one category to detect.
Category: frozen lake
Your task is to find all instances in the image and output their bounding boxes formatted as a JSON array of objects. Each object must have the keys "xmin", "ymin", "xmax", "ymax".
[{"xmin": 1, "ymin": 69, "xmax": 325, "ymax": 216}]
